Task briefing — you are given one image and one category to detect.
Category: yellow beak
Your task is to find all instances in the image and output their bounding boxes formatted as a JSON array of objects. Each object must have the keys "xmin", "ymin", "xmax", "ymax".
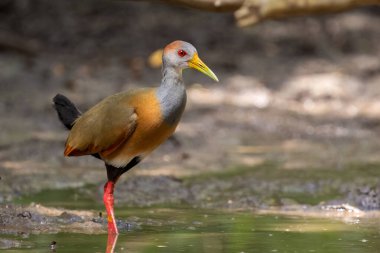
[{"xmin": 188, "ymin": 53, "xmax": 219, "ymax": 82}]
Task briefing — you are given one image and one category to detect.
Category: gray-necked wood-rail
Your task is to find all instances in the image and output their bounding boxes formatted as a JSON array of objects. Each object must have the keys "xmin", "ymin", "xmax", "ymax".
[{"xmin": 53, "ymin": 40, "xmax": 218, "ymax": 234}]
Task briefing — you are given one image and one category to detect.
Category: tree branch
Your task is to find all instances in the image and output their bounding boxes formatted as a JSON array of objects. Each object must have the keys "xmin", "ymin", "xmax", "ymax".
[
  {"xmin": 160, "ymin": 0, "xmax": 244, "ymax": 12},
  {"xmin": 235, "ymin": 0, "xmax": 380, "ymax": 26},
  {"xmin": 128, "ymin": 0, "xmax": 380, "ymax": 26}
]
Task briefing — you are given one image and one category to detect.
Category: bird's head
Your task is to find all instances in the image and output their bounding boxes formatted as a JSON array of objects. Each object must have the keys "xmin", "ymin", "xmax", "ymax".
[{"xmin": 163, "ymin": 40, "xmax": 218, "ymax": 82}]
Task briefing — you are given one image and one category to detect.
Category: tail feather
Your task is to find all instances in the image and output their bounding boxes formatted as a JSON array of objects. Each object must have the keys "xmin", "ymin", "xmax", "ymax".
[
  {"xmin": 53, "ymin": 94, "xmax": 102, "ymax": 160},
  {"xmin": 53, "ymin": 94, "xmax": 81, "ymax": 130}
]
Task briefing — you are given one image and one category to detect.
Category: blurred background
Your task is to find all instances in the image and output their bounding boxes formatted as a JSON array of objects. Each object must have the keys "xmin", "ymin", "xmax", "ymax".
[{"xmin": 1, "ymin": 0, "xmax": 380, "ymax": 211}]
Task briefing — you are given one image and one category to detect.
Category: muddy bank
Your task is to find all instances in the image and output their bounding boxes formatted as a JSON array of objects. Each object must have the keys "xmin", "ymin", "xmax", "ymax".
[
  {"xmin": 100, "ymin": 162, "xmax": 380, "ymax": 210},
  {"xmin": 0, "ymin": 204, "xmax": 103, "ymax": 235},
  {"xmin": 1, "ymin": 202, "xmax": 380, "ymax": 236},
  {"xmin": 13, "ymin": 162, "xmax": 380, "ymax": 212}
]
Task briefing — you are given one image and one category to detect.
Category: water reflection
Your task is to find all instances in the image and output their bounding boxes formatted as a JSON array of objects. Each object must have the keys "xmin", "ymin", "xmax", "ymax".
[
  {"xmin": 105, "ymin": 233, "xmax": 118, "ymax": 253},
  {"xmin": 2, "ymin": 210, "xmax": 380, "ymax": 252},
  {"xmin": 98, "ymin": 211, "xmax": 379, "ymax": 253}
]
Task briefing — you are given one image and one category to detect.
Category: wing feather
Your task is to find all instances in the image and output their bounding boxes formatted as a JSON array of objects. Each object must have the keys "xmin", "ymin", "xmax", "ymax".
[{"xmin": 64, "ymin": 92, "xmax": 138, "ymax": 157}]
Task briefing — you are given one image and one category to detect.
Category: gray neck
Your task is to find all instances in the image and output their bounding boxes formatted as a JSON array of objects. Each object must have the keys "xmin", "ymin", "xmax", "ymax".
[{"xmin": 157, "ymin": 67, "xmax": 187, "ymax": 125}]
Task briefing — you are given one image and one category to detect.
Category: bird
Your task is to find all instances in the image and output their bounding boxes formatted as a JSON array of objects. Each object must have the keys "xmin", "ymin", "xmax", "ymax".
[{"xmin": 53, "ymin": 40, "xmax": 218, "ymax": 234}]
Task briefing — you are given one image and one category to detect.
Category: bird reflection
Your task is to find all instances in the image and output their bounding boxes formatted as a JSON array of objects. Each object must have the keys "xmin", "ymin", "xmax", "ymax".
[{"xmin": 105, "ymin": 233, "xmax": 119, "ymax": 253}]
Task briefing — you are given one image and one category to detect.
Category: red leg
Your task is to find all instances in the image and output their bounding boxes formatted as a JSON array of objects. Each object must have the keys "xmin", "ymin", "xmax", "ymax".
[
  {"xmin": 103, "ymin": 181, "xmax": 118, "ymax": 234},
  {"xmin": 105, "ymin": 232, "xmax": 118, "ymax": 253}
]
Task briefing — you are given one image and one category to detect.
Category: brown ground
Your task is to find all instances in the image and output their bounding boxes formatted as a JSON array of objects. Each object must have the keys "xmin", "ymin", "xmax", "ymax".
[{"xmin": 0, "ymin": 1, "xmax": 380, "ymax": 212}]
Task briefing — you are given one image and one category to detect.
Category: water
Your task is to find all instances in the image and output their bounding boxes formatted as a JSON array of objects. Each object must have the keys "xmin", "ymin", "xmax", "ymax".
[
  {"xmin": 1, "ymin": 207, "xmax": 380, "ymax": 253},
  {"xmin": 2, "ymin": 186, "xmax": 379, "ymax": 252}
]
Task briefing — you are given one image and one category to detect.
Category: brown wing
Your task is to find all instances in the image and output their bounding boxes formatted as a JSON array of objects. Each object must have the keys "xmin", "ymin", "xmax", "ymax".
[{"xmin": 64, "ymin": 92, "xmax": 138, "ymax": 157}]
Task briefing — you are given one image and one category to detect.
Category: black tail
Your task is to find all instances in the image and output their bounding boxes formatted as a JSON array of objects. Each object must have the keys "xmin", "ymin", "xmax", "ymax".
[
  {"xmin": 53, "ymin": 94, "xmax": 81, "ymax": 130},
  {"xmin": 53, "ymin": 94, "xmax": 102, "ymax": 160}
]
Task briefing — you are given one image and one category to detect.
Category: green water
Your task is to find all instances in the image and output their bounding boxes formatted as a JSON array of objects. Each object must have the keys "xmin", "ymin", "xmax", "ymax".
[
  {"xmin": 3, "ymin": 183, "xmax": 380, "ymax": 253},
  {"xmin": 16, "ymin": 185, "xmax": 100, "ymax": 210},
  {"xmin": 2, "ymin": 207, "xmax": 380, "ymax": 252}
]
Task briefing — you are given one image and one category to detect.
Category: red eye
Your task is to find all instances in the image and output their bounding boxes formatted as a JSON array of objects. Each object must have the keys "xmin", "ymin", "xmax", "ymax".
[{"xmin": 177, "ymin": 49, "xmax": 187, "ymax": 57}]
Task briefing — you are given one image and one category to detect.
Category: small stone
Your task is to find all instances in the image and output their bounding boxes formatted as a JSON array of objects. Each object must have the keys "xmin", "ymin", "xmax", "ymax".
[
  {"xmin": 17, "ymin": 211, "xmax": 32, "ymax": 219},
  {"xmin": 50, "ymin": 241, "xmax": 57, "ymax": 251}
]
